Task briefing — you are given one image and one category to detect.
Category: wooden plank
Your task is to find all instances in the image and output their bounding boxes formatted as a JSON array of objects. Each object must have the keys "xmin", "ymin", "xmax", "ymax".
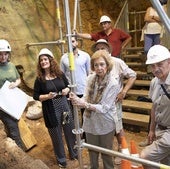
[
  {"xmin": 126, "ymin": 62, "xmax": 144, "ymax": 67},
  {"xmin": 124, "ymin": 47, "xmax": 144, "ymax": 51},
  {"xmin": 124, "ymin": 79, "xmax": 151, "ymax": 87},
  {"xmin": 127, "ymin": 89, "xmax": 148, "ymax": 97},
  {"xmin": 134, "ymin": 80, "xmax": 151, "ymax": 86},
  {"xmin": 136, "ymin": 71, "xmax": 148, "ymax": 76},
  {"xmin": 123, "ymin": 54, "xmax": 140, "ymax": 59},
  {"xmin": 19, "ymin": 118, "xmax": 37, "ymax": 151},
  {"xmin": 122, "ymin": 100, "xmax": 152, "ymax": 111},
  {"xmin": 123, "ymin": 111, "xmax": 149, "ymax": 128}
]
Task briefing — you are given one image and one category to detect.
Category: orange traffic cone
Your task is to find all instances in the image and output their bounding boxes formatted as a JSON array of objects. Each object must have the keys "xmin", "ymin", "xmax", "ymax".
[
  {"xmin": 130, "ymin": 140, "xmax": 139, "ymax": 158},
  {"xmin": 121, "ymin": 136, "xmax": 130, "ymax": 155},
  {"xmin": 121, "ymin": 159, "xmax": 131, "ymax": 169},
  {"xmin": 120, "ymin": 136, "xmax": 131, "ymax": 168},
  {"xmin": 130, "ymin": 140, "xmax": 144, "ymax": 169}
]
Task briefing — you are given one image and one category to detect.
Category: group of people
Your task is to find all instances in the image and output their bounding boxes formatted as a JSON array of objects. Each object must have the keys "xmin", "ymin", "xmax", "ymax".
[{"xmin": 0, "ymin": 2, "xmax": 170, "ymax": 168}]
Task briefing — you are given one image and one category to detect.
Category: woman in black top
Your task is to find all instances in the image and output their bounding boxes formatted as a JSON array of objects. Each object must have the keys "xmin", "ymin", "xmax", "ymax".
[{"xmin": 33, "ymin": 48, "xmax": 77, "ymax": 168}]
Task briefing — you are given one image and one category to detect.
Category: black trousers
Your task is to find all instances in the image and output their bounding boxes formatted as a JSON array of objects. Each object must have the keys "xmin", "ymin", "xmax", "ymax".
[{"xmin": 0, "ymin": 110, "xmax": 24, "ymax": 149}]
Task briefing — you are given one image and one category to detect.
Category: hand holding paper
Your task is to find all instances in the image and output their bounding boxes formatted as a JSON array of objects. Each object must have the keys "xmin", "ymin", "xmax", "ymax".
[{"xmin": 0, "ymin": 80, "xmax": 28, "ymax": 120}]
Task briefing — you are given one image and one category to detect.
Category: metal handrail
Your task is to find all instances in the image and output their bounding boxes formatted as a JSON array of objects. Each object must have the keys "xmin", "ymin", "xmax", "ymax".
[
  {"xmin": 26, "ymin": 39, "xmax": 65, "ymax": 48},
  {"xmin": 83, "ymin": 142, "xmax": 170, "ymax": 169},
  {"xmin": 56, "ymin": 0, "xmax": 65, "ymax": 54},
  {"xmin": 150, "ymin": 0, "xmax": 170, "ymax": 34}
]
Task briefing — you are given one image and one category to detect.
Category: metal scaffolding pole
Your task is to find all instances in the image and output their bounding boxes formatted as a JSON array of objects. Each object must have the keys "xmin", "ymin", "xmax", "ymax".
[
  {"xmin": 26, "ymin": 39, "xmax": 65, "ymax": 47},
  {"xmin": 77, "ymin": 0, "xmax": 83, "ymax": 48},
  {"xmin": 63, "ymin": 0, "xmax": 84, "ymax": 168},
  {"xmin": 56, "ymin": 0, "xmax": 65, "ymax": 54},
  {"xmin": 83, "ymin": 143, "xmax": 170, "ymax": 169},
  {"xmin": 150, "ymin": 0, "xmax": 170, "ymax": 34},
  {"xmin": 77, "ymin": 0, "xmax": 82, "ymax": 33},
  {"xmin": 73, "ymin": 0, "xmax": 78, "ymax": 31}
]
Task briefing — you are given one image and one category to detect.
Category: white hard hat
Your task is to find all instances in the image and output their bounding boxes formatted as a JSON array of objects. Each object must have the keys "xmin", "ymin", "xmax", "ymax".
[
  {"xmin": 146, "ymin": 45, "xmax": 170, "ymax": 64},
  {"xmin": 99, "ymin": 15, "xmax": 111, "ymax": 24},
  {"xmin": 38, "ymin": 48, "xmax": 54, "ymax": 58},
  {"xmin": 0, "ymin": 39, "xmax": 11, "ymax": 52},
  {"xmin": 91, "ymin": 39, "xmax": 112, "ymax": 54}
]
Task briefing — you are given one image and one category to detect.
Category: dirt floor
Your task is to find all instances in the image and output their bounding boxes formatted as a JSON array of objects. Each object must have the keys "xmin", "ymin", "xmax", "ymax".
[{"xmin": 22, "ymin": 113, "xmax": 148, "ymax": 169}]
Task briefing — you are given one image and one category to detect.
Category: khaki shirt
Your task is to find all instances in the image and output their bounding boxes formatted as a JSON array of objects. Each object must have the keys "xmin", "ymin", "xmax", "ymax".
[{"xmin": 149, "ymin": 73, "xmax": 170, "ymax": 127}]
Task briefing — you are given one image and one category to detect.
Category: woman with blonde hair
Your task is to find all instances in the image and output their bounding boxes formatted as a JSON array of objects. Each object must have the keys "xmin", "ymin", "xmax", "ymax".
[{"xmin": 70, "ymin": 50, "xmax": 120, "ymax": 169}]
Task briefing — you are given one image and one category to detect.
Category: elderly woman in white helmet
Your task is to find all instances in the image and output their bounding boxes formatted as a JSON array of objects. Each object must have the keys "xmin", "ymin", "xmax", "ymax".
[
  {"xmin": 33, "ymin": 48, "xmax": 77, "ymax": 168},
  {"xmin": 140, "ymin": 45, "xmax": 170, "ymax": 168},
  {"xmin": 0, "ymin": 39, "xmax": 25, "ymax": 150}
]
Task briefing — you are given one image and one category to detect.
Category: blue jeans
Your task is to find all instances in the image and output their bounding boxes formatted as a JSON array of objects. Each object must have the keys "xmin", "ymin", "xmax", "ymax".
[{"xmin": 144, "ymin": 34, "xmax": 160, "ymax": 54}]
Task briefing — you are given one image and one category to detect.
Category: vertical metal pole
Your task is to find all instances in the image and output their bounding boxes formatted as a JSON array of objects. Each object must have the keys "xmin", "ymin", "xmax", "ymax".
[
  {"xmin": 73, "ymin": 0, "xmax": 78, "ymax": 31},
  {"xmin": 63, "ymin": 0, "xmax": 84, "ymax": 168},
  {"xmin": 77, "ymin": 0, "xmax": 83, "ymax": 48},
  {"xmin": 77, "ymin": 0, "xmax": 82, "ymax": 33},
  {"xmin": 150, "ymin": 0, "xmax": 170, "ymax": 34},
  {"xmin": 56, "ymin": 0, "xmax": 64, "ymax": 54}
]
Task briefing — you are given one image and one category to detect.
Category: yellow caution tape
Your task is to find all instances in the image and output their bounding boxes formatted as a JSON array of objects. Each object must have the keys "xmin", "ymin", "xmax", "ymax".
[
  {"xmin": 68, "ymin": 52, "xmax": 75, "ymax": 70},
  {"xmin": 160, "ymin": 164, "xmax": 170, "ymax": 169},
  {"xmin": 56, "ymin": 8, "xmax": 60, "ymax": 20}
]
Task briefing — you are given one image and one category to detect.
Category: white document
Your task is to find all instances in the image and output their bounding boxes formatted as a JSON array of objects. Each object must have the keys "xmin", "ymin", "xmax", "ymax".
[{"xmin": 0, "ymin": 80, "xmax": 28, "ymax": 120}]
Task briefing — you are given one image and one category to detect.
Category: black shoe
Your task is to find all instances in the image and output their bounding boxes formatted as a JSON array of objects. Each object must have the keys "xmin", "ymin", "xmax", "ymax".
[{"xmin": 58, "ymin": 161, "xmax": 67, "ymax": 168}]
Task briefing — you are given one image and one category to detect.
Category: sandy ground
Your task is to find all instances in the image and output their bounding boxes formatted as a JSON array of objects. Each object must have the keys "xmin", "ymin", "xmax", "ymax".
[{"xmin": 24, "ymin": 114, "xmax": 147, "ymax": 169}]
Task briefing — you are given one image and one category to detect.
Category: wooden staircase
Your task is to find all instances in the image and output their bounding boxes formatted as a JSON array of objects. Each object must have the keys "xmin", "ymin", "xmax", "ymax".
[{"xmin": 121, "ymin": 47, "xmax": 153, "ymax": 131}]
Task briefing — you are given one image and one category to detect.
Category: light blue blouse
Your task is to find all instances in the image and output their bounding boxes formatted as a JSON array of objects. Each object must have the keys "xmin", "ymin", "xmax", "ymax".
[{"xmin": 83, "ymin": 72, "xmax": 120, "ymax": 135}]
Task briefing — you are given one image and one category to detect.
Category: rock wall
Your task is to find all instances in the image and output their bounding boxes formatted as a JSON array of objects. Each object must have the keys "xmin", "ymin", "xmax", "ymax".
[{"xmin": 0, "ymin": 0, "xmax": 151, "ymax": 90}]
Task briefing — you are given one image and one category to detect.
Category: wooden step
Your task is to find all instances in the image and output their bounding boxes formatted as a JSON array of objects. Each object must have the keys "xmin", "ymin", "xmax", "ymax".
[
  {"xmin": 123, "ymin": 54, "xmax": 140, "ymax": 59},
  {"xmin": 126, "ymin": 62, "xmax": 145, "ymax": 67},
  {"xmin": 124, "ymin": 79, "xmax": 151, "ymax": 87},
  {"xmin": 124, "ymin": 46, "xmax": 144, "ymax": 51},
  {"xmin": 122, "ymin": 100, "xmax": 152, "ymax": 111},
  {"xmin": 136, "ymin": 71, "xmax": 148, "ymax": 76},
  {"xmin": 123, "ymin": 111, "xmax": 149, "ymax": 128},
  {"xmin": 134, "ymin": 80, "xmax": 151, "ymax": 86},
  {"xmin": 127, "ymin": 89, "xmax": 148, "ymax": 97}
]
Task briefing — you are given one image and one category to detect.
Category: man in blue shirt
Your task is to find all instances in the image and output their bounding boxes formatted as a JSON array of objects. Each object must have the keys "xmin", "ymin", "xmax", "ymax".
[{"xmin": 60, "ymin": 36, "xmax": 91, "ymax": 133}]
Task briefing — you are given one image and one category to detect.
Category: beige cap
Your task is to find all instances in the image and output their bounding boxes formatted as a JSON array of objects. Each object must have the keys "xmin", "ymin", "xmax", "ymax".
[{"xmin": 91, "ymin": 39, "xmax": 112, "ymax": 54}]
